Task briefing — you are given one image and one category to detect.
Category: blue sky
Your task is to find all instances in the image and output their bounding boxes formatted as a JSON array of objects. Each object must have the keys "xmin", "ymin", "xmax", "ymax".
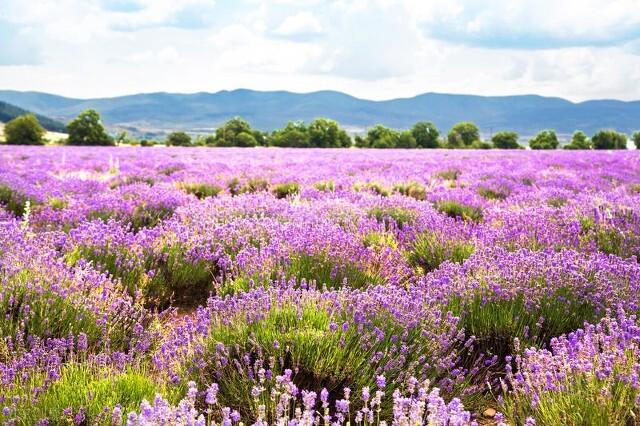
[{"xmin": 1, "ymin": 0, "xmax": 639, "ymax": 100}]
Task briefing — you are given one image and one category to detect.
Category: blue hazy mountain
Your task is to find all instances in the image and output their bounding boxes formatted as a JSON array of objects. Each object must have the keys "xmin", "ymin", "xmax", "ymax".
[{"xmin": 0, "ymin": 89, "xmax": 638, "ymax": 135}]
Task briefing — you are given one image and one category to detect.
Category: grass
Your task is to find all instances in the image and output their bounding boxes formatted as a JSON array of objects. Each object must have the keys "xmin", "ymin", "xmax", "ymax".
[
  {"xmin": 477, "ymin": 186, "xmax": 510, "ymax": 201},
  {"xmin": 285, "ymin": 252, "xmax": 384, "ymax": 289},
  {"xmin": 66, "ymin": 243, "xmax": 213, "ymax": 310},
  {"xmin": 501, "ymin": 364, "xmax": 639, "ymax": 426},
  {"xmin": 0, "ymin": 184, "xmax": 35, "ymax": 217},
  {"xmin": 368, "ymin": 206, "xmax": 417, "ymax": 230},
  {"xmin": 179, "ymin": 182, "xmax": 223, "ymax": 199},
  {"xmin": 2, "ymin": 364, "xmax": 162, "ymax": 425},
  {"xmin": 314, "ymin": 180, "xmax": 335, "ymax": 192},
  {"xmin": 355, "ymin": 182, "xmax": 391, "ymax": 197},
  {"xmin": 405, "ymin": 231, "xmax": 475, "ymax": 274},
  {"xmin": 272, "ymin": 182, "xmax": 300, "ymax": 199},
  {"xmin": 434, "ymin": 169, "xmax": 461, "ymax": 180},
  {"xmin": 435, "ymin": 200, "xmax": 483, "ymax": 222},
  {"xmin": 393, "ymin": 182, "xmax": 426, "ymax": 200}
]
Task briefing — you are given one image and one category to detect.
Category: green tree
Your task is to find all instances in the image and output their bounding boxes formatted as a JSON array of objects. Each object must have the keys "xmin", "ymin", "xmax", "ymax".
[
  {"xmin": 447, "ymin": 122, "xmax": 480, "ymax": 148},
  {"xmin": 66, "ymin": 109, "xmax": 113, "ymax": 146},
  {"xmin": 528, "ymin": 130, "xmax": 558, "ymax": 150},
  {"xmin": 308, "ymin": 118, "xmax": 351, "ymax": 148},
  {"xmin": 632, "ymin": 131, "xmax": 640, "ymax": 149},
  {"xmin": 564, "ymin": 130, "xmax": 591, "ymax": 150},
  {"xmin": 591, "ymin": 130, "xmax": 627, "ymax": 150},
  {"xmin": 411, "ymin": 121, "xmax": 440, "ymax": 148},
  {"xmin": 491, "ymin": 131, "xmax": 520, "ymax": 149},
  {"xmin": 4, "ymin": 114, "xmax": 45, "ymax": 145},
  {"xmin": 269, "ymin": 122, "xmax": 310, "ymax": 147},
  {"xmin": 214, "ymin": 118, "xmax": 258, "ymax": 147},
  {"xmin": 364, "ymin": 125, "xmax": 400, "ymax": 148},
  {"xmin": 396, "ymin": 131, "xmax": 417, "ymax": 148},
  {"xmin": 165, "ymin": 131, "xmax": 192, "ymax": 146}
]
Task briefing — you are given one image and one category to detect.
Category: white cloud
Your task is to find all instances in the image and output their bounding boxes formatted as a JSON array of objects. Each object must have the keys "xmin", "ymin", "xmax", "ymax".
[
  {"xmin": 273, "ymin": 11, "xmax": 323, "ymax": 38},
  {"xmin": 0, "ymin": 0, "xmax": 638, "ymax": 101}
]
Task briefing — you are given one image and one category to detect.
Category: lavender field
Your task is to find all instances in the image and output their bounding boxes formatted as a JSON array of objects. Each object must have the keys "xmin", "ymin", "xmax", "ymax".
[{"xmin": 1, "ymin": 146, "xmax": 639, "ymax": 425}]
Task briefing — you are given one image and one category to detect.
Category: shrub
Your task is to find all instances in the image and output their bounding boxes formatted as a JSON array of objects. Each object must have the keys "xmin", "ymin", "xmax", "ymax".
[
  {"xmin": 368, "ymin": 206, "xmax": 417, "ymax": 230},
  {"xmin": 529, "ymin": 130, "xmax": 559, "ymax": 150},
  {"xmin": 411, "ymin": 121, "xmax": 440, "ymax": 148},
  {"xmin": 180, "ymin": 182, "xmax": 223, "ymax": 199},
  {"xmin": 272, "ymin": 182, "xmax": 300, "ymax": 199},
  {"xmin": 633, "ymin": 131, "xmax": 640, "ymax": 149},
  {"xmin": 4, "ymin": 114, "xmax": 45, "ymax": 145},
  {"xmin": 447, "ymin": 122, "xmax": 480, "ymax": 148},
  {"xmin": 286, "ymin": 253, "xmax": 384, "ymax": 289},
  {"xmin": 434, "ymin": 169, "xmax": 461, "ymax": 180},
  {"xmin": 492, "ymin": 131, "xmax": 521, "ymax": 149},
  {"xmin": 591, "ymin": 129, "xmax": 627, "ymax": 150},
  {"xmin": 313, "ymin": 180, "xmax": 335, "ymax": 192},
  {"xmin": 405, "ymin": 232, "xmax": 474, "ymax": 274},
  {"xmin": 434, "ymin": 200, "xmax": 483, "ymax": 222},
  {"xmin": 165, "ymin": 131, "xmax": 192, "ymax": 146},
  {"xmin": 0, "ymin": 185, "xmax": 35, "ymax": 217},
  {"xmin": 477, "ymin": 186, "xmax": 510, "ymax": 201},
  {"xmin": 563, "ymin": 130, "xmax": 591, "ymax": 150},
  {"xmin": 393, "ymin": 182, "xmax": 426, "ymax": 200}
]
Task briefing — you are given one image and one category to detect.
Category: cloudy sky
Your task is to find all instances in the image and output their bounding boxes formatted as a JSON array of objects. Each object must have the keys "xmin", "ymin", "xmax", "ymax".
[{"xmin": 1, "ymin": 0, "xmax": 639, "ymax": 101}]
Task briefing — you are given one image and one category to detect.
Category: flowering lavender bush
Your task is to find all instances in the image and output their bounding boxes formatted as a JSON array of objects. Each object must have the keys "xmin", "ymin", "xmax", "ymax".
[{"xmin": 0, "ymin": 146, "xmax": 639, "ymax": 424}]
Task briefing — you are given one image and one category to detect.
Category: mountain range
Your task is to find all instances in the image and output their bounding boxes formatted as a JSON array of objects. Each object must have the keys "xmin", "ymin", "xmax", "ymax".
[
  {"xmin": 0, "ymin": 89, "xmax": 638, "ymax": 137},
  {"xmin": 0, "ymin": 100, "xmax": 66, "ymax": 132}
]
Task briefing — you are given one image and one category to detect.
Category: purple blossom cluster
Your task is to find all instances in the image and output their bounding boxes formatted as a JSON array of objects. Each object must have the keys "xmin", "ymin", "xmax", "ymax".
[{"xmin": 1, "ymin": 146, "xmax": 639, "ymax": 425}]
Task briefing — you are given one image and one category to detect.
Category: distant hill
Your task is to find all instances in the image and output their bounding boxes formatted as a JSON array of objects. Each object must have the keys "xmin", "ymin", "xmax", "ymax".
[
  {"xmin": 0, "ymin": 89, "xmax": 638, "ymax": 136},
  {"xmin": 0, "ymin": 100, "xmax": 66, "ymax": 132}
]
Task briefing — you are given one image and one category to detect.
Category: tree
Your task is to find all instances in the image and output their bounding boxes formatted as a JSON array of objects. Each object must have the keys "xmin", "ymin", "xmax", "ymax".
[
  {"xmin": 492, "ymin": 131, "xmax": 520, "ymax": 149},
  {"xmin": 396, "ymin": 131, "xmax": 417, "ymax": 148},
  {"xmin": 4, "ymin": 114, "xmax": 45, "ymax": 145},
  {"xmin": 214, "ymin": 117, "xmax": 258, "ymax": 147},
  {"xmin": 411, "ymin": 121, "xmax": 440, "ymax": 148},
  {"xmin": 165, "ymin": 131, "xmax": 192, "ymax": 146},
  {"xmin": 307, "ymin": 118, "xmax": 351, "ymax": 148},
  {"xmin": 564, "ymin": 130, "xmax": 591, "ymax": 150},
  {"xmin": 66, "ymin": 109, "xmax": 114, "ymax": 146},
  {"xmin": 528, "ymin": 130, "xmax": 558, "ymax": 150},
  {"xmin": 633, "ymin": 131, "xmax": 640, "ymax": 149},
  {"xmin": 447, "ymin": 122, "xmax": 480, "ymax": 148},
  {"xmin": 269, "ymin": 122, "xmax": 310, "ymax": 147},
  {"xmin": 591, "ymin": 130, "xmax": 627, "ymax": 150}
]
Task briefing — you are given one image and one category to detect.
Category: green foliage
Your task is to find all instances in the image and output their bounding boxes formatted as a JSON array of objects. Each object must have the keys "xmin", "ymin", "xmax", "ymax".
[
  {"xmin": 368, "ymin": 206, "xmax": 417, "ymax": 230},
  {"xmin": 286, "ymin": 253, "xmax": 384, "ymax": 289},
  {"xmin": 501, "ymin": 372, "xmax": 639, "ymax": 426},
  {"xmin": 477, "ymin": 186, "xmax": 510, "ymax": 201},
  {"xmin": 272, "ymin": 182, "xmax": 300, "ymax": 199},
  {"xmin": 359, "ymin": 125, "xmax": 418, "ymax": 149},
  {"xmin": 411, "ymin": 121, "xmax": 440, "ymax": 148},
  {"xmin": 393, "ymin": 182, "xmax": 426, "ymax": 200},
  {"xmin": 632, "ymin": 131, "xmax": 640, "ymax": 149},
  {"xmin": 492, "ymin": 131, "xmax": 520, "ymax": 149},
  {"xmin": 563, "ymin": 130, "xmax": 591, "ymax": 150},
  {"xmin": 180, "ymin": 182, "xmax": 223, "ymax": 199},
  {"xmin": 354, "ymin": 181, "xmax": 391, "ymax": 197},
  {"xmin": 307, "ymin": 118, "xmax": 352, "ymax": 148},
  {"xmin": 447, "ymin": 122, "xmax": 480, "ymax": 148},
  {"xmin": 0, "ymin": 100, "xmax": 65, "ymax": 132},
  {"xmin": 405, "ymin": 232, "xmax": 474, "ymax": 274},
  {"xmin": 8, "ymin": 364, "xmax": 160, "ymax": 425},
  {"xmin": 165, "ymin": 131, "xmax": 192, "ymax": 146},
  {"xmin": 0, "ymin": 185, "xmax": 34, "ymax": 216},
  {"xmin": 591, "ymin": 129, "xmax": 627, "ymax": 150},
  {"xmin": 139, "ymin": 139, "xmax": 156, "ymax": 147},
  {"xmin": 471, "ymin": 140, "xmax": 493, "ymax": 149},
  {"xmin": 4, "ymin": 114, "xmax": 45, "ymax": 145},
  {"xmin": 434, "ymin": 200, "xmax": 483, "ymax": 222},
  {"xmin": 529, "ymin": 130, "xmax": 559, "ymax": 150},
  {"xmin": 269, "ymin": 121, "xmax": 310, "ymax": 147},
  {"xmin": 214, "ymin": 117, "xmax": 262, "ymax": 147},
  {"xmin": 313, "ymin": 180, "xmax": 335, "ymax": 192},
  {"xmin": 66, "ymin": 109, "xmax": 114, "ymax": 146},
  {"xmin": 434, "ymin": 168, "xmax": 461, "ymax": 180}
]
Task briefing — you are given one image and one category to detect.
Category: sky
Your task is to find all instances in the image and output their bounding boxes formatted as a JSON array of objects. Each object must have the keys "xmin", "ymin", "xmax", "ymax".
[{"xmin": 1, "ymin": 0, "xmax": 639, "ymax": 101}]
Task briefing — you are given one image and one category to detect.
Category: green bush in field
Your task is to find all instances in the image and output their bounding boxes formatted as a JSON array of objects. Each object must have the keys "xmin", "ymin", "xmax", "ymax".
[
  {"xmin": 0, "ymin": 185, "xmax": 35, "ymax": 216},
  {"xmin": 4, "ymin": 114, "xmax": 45, "ymax": 145},
  {"xmin": 393, "ymin": 182, "xmax": 426, "ymax": 200},
  {"xmin": 434, "ymin": 200, "xmax": 483, "ymax": 222},
  {"xmin": 529, "ymin": 130, "xmax": 559, "ymax": 150},
  {"xmin": 405, "ymin": 231, "xmax": 475, "ymax": 274},
  {"xmin": 180, "ymin": 182, "xmax": 223, "ymax": 199},
  {"xmin": 492, "ymin": 131, "xmax": 521, "ymax": 149},
  {"xmin": 368, "ymin": 206, "xmax": 417, "ymax": 230},
  {"xmin": 272, "ymin": 182, "xmax": 300, "ymax": 199}
]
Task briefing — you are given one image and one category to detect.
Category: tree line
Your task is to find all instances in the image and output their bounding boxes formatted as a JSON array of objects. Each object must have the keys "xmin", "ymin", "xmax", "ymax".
[{"xmin": 2, "ymin": 109, "xmax": 639, "ymax": 150}]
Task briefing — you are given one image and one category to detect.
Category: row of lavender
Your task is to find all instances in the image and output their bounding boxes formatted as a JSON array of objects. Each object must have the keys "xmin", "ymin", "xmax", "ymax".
[{"xmin": 1, "ymin": 146, "xmax": 639, "ymax": 425}]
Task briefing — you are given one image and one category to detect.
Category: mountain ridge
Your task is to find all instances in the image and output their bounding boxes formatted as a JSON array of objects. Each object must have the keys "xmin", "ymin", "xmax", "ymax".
[{"xmin": 0, "ymin": 89, "xmax": 638, "ymax": 136}]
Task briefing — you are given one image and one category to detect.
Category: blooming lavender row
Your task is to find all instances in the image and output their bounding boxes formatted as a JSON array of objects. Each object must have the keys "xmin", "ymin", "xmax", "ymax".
[{"xmin": 1, "ymin": 146, "xmax": 639, "ymax": 425}]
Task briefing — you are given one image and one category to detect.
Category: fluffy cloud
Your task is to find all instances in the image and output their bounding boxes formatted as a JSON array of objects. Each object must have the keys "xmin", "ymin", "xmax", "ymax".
[{"xmin": 0, "ymin": 0, "xmax": 638, "ymax": 101}]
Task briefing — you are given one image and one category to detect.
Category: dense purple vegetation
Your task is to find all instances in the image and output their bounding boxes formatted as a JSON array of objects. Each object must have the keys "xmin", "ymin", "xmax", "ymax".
[{"xmin": 1, "ymin": 146, "xmax": 639, "ymax": 425}]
